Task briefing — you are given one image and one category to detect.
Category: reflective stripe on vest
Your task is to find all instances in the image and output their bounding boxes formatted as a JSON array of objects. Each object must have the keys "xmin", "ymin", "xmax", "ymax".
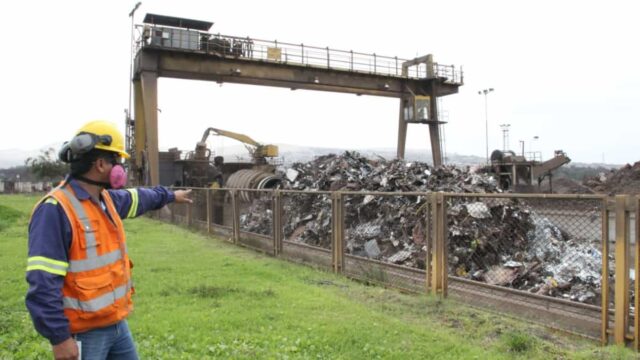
[
  {"xmin": 63, "ymin": 281, "xmax": 132, "ymax": 312},
  {"xmin": 68, "ymin": 249, "xmax": 122, "ymax": 273},
  {"xmin": 59, "ymin": 187, "xmax": 99, "ymax": 259}
]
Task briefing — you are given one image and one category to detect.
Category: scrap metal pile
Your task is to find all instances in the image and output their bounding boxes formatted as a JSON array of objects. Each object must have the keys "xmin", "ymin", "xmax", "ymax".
[
  {"xmin": 448, "ymin": 202, "xmax": 604, "ymax": 304},
  {"xmin": 584, "ymin": 161, "xmax": 640, "ymax": 195},
  {"xmin": 239, "ymin": 151, "xmax": 605, "ymax": 304}
]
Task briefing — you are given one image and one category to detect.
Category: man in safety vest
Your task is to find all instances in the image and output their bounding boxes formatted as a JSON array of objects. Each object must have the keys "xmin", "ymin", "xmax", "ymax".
[{"xmin": 25, "ymin": 120, "xmax": 192, "ymax": 360}]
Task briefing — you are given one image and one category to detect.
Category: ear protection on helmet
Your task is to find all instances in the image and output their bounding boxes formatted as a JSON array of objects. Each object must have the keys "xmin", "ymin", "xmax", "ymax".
[
  {"xmin": 58, "ymin": 142, "xmax": 72, "ymax": 163},
  {"xmin": 57, "ymin": 132, "xmax": 113, "ymax": 163}
]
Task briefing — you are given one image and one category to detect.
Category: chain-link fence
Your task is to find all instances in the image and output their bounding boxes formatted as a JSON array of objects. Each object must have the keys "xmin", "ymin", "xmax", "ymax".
[
  {"xmin": 150, "ymin": 188, "xmax": 640, "ymax": 342},
  {"xmin": 279, "ymin": 191, "xmax": 333, "ymax": 271},
  {"xmin": 210, "ymin": 189, "xmax": 233, "ymax": 237},
  {"xmin": 238, "ymin": 189, "xmax": 273, "ymax": 237},
  {"xmin": 445, "ymin": 195, "xmax": 606, "ymax": 305},
  {"xmin": 156, "ymin": 190, "xmax": 611, "ymax": 306},
  {"xmin": 341, "ymin": 192, "xmax": 429, "ymax": 293},
  {"xmin": 282, "ymin": 191, "xmax": 332, "ymax": 249},
  {"xmin": 236, "ymin": 189, "xmax": 275, "ymax": 254}
]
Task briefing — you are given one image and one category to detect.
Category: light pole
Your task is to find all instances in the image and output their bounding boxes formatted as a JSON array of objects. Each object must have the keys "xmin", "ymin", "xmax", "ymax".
[{"xmin": 478, "ymin": 88, "xmax": 494, "ymax": 164}]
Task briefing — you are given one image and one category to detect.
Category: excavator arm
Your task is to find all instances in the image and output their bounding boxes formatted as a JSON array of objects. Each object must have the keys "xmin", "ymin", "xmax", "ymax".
[
  {"xmin": 201, "ymin": 127, "xmax": 260, "ymax": 146},
  {"xmin": 200, "ymin": 127, "xmax": 279, "ymax": 164}
]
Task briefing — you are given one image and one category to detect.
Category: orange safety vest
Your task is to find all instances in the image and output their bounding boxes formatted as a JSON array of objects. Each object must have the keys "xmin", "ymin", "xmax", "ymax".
[{"xmin": 34, "ymin": 184, "xmax": 133, "ymax": 334}]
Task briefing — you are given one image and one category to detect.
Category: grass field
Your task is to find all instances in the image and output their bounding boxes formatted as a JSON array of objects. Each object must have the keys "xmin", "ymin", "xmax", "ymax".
[{"xmin": 0, "ymin": 194, "xmax": 636, "ymax": 359}]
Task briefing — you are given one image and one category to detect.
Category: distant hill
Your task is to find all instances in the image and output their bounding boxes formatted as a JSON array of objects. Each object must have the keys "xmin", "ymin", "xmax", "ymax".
[
  {"xmin": 207, "ymin": 144, "xmax": 486, "ymax": 166},
  {"xmin": 0, "ymin": 143, "xmax": 624, "ymax": 171}
]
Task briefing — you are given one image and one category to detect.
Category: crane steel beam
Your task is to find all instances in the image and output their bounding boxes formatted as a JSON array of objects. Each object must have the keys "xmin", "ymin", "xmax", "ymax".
[{"xmin": 133, "ymin": 48, "xmax": 460, "ymax": 184}]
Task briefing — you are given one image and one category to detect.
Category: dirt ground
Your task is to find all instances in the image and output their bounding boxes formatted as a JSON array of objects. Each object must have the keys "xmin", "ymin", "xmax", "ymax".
[
  {"xmin": 547, "ymin": 161, "xmax": 640, "ymax": 195},
  {"xmin": 550, "ymin": 177, "xmax": 595, "ymax": 194}
]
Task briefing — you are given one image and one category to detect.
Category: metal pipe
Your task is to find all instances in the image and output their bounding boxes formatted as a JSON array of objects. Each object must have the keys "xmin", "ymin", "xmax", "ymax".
[{"xmin": 226, "ymin": 169, "xmax": 282, "ymax": 202}]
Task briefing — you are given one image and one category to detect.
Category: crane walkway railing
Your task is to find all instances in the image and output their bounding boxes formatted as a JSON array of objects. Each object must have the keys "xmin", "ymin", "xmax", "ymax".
[{"xmin": 135, "ymin": 25, "xmax": 463, "ymax": 84}]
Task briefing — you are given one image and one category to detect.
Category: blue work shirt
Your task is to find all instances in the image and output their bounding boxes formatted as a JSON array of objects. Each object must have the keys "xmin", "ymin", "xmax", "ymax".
[{"xmin": 25, "ymin": 178, "xmax": 176, "ymax": 345}]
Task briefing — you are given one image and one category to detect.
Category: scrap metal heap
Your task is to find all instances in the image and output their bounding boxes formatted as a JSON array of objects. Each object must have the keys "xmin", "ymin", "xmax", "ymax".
[
  {"xmin": 239, "ymin": 151, "xmax": 606, "ymax": 304},
  {"xmin": 584, "ymin": 160, "xmax": 640, "ymax": 195}
]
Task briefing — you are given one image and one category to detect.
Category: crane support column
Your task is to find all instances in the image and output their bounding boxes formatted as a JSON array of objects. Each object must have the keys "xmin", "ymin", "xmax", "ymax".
[
  {"xmin": 133, "ymin": 80, "xmax": 146, "ymax": 183},
  {"xmin": 397, "ymin": 54, "xmax": 446, "ymax": 167},
  {"xmin": 139, "ymin": 71, "xmax": 159, "ymax": 186},
  {"xmin": 428, "ymin": 86, "xmax": 443, "ymax": 167},
  {"xmin": 396, "ymin": 98, "xmax": 408, "ymax": 159}
]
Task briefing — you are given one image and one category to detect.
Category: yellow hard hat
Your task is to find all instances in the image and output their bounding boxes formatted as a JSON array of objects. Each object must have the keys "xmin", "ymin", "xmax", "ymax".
[{"xmin": 75, "ymin": 120, "xmax": 130, "ymax": 159}]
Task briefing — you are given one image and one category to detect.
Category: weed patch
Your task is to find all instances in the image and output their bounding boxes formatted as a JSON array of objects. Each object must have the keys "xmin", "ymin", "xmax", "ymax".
[
  {"xmin": 188, "ymin": 285, "xmax": 240, "ymax": 298},
  {"xmin": 0, "ymin": 205, "xmax": 23, "ymax": 232},
  {"xmin": 502, "ymin": 331, "xmax": 536, "ymax": 353}
]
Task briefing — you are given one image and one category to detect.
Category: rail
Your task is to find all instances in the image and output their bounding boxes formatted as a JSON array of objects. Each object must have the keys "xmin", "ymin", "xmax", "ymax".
[{"xmin": 135, "ymin": 25, "xmax": 463, "ymax": 84}]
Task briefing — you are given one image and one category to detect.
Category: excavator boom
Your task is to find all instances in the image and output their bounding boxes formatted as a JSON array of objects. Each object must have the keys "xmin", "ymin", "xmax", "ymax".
[
  {"xmin": 202, "ymin": 127, "xmax": 260, "ymax": 146},
  {"xmin": 200, "ymin": 127, "xmax": 279, "ymax": 163}
]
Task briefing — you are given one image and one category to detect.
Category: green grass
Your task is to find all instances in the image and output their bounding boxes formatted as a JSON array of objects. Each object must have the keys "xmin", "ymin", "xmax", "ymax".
[{"xmin": 0, "ymin": 194, "xmax": 636, "ymax": 359}]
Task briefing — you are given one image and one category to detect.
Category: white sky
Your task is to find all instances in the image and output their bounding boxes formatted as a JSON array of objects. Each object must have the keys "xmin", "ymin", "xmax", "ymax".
[{"xmin": 1, "ymin": 0, "xmax": 638, "ymax": 164}]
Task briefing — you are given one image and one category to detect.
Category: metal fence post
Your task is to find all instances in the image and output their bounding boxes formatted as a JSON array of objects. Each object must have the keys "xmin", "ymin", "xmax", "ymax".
[
  {"xmin": 601, "ymin": 197, "xmax": 610, "ymax": 345},
  {"xmin": 350, "ymin": 50, "xmax": 353, "ymax": 71},
  {"xmin": 272, "ymin": 190, "xmax": 283, "ymax": 256},
  {"xmin": 635, "ymin": 195, "xmax": 640, "ymax": 350},
  {"xmin": 326, "ymin": 47, "xmax": 330, "ymax": 68},
  {"xmin": 395, "ymin": 56, "xmax": 398, "ymax": 76},
  {"xmin": 440, "ymin": 193, "xmax": 448, "ymax": 297},
  {"xmin": 231, "ymin": 190, "xmax": 240, "ymax": 244},
  {"xmin": 206, "ymin": 189, "xmax": 211, "ymax": 234},
  {"xmin": 331, "ymin": 192, "xmax": 344, "ymax": 273},
  {"xmin": 430, "ymin": 193, "xmax": 447, "ymax": 296},
  {"xmin": 425, "ymin": 193, "xmax": 432, "ymax": 292},
  {"xmin": 614, "ymin": 195, "xmax": 630, "ymax": 345},
  {"xmin": 373, "ymin": 53, "xmax": 377, "ymax": 74},
  {"xmin": 429, "ymin": 193, "xmax": 439, "ymax": 294}
]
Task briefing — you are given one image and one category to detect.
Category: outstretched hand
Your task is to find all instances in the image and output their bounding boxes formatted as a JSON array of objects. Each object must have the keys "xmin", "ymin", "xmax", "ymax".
[{"xmin": 174, "ymin": 189, "xmax": 193, "ymax": 204}]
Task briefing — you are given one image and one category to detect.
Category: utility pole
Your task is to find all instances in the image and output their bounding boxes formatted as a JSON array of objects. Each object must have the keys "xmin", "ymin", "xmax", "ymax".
[
  {"xmin": 126, "ymin": 2, "xmax": 142, "ymax": 155},
  {"xmin": 128, "ymin": 2, "xmax": 141, "ymax": 117},
  {"xmin": 478, "ymin": 88, "xmax": 494, "ymax": 164},
  {"xmin": 500, "ymin": 123, "xmax": 510, "ymax": 152}
]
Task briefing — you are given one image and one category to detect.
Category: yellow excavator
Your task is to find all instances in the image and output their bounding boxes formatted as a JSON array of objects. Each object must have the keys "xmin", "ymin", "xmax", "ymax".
[
  {"xmin": 196, "ymin": 127, "xmax": 279, "ymax": 165},
  {"xmin": 188, "ymin": 127, "xmax": 281, "ymax": 190}
]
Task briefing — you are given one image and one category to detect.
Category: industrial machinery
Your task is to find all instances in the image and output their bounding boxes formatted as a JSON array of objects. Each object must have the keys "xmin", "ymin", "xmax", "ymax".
[
  {"xmin": 490, "ymin": 149, "xmax": 571, "ymax": 192},
  {"xmin": 198, "ymin": 127, "xmax": 279, "ymax": 166},
  {"xmin": 130, "ymin": 14, "xmax": 463, "ymax": 186},
  {"xmin": 158, "ymin": 127, "xmax": 281, "ymax": 189}
]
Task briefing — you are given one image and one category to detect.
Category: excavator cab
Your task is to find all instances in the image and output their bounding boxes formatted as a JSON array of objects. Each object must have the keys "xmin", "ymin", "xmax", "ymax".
[{"xmin": 258, "ymin": 144, "xmax": 279, "ymax": 158}]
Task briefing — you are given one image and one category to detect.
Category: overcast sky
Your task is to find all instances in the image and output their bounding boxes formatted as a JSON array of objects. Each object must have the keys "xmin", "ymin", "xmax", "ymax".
[{"xmin": 1, "ymin": 0, "xmax": 638, "ymax": 165}]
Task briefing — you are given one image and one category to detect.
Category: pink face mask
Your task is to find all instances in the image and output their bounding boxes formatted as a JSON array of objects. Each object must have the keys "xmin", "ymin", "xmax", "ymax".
[{"xmin": 109, "ymin": 164, "xmax": 127, "ymax": 189}]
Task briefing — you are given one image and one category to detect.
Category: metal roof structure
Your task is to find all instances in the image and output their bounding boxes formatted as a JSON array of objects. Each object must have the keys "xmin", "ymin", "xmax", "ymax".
[{"xmin": 142, "ymin": 13, "xmax": 213, "ymax": 31}]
